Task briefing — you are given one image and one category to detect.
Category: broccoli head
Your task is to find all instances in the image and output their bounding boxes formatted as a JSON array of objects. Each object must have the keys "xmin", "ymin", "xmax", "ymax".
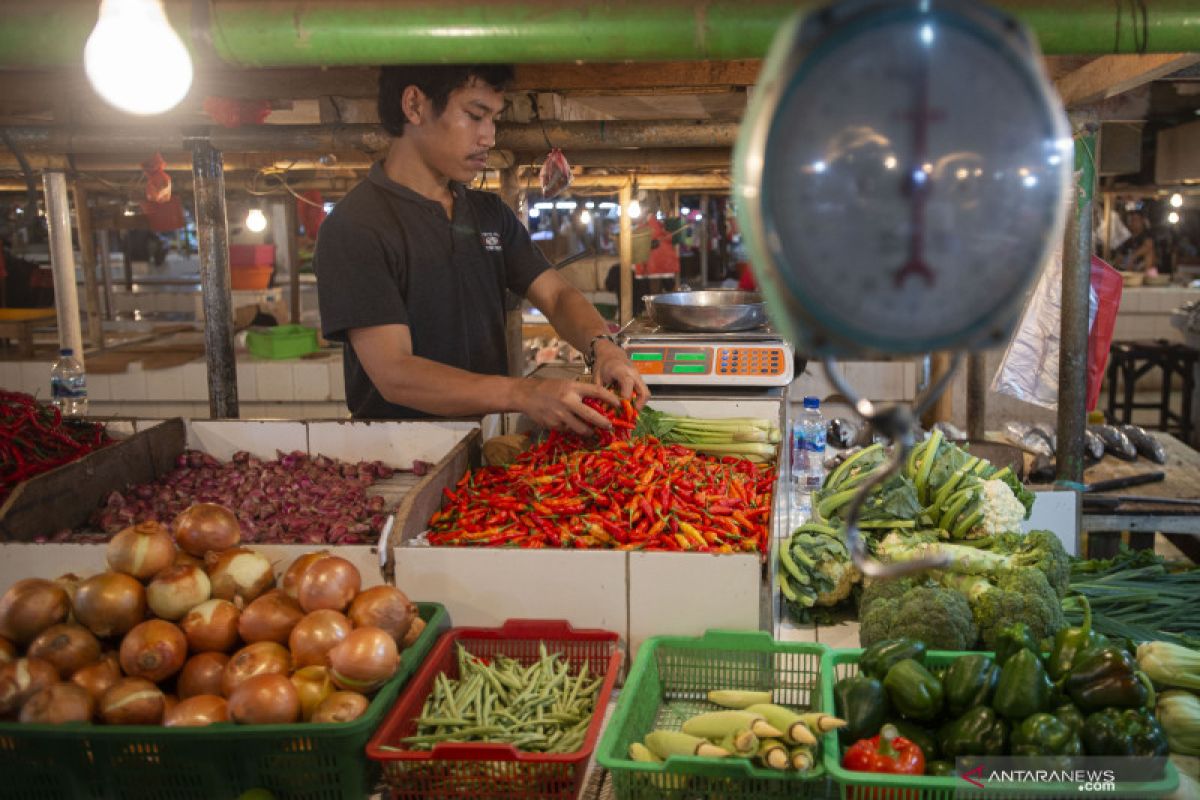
[
  {"xmin": 939, "ymin": 567, "xmax": 1064, "ymax": 650},
  {"xmin": 858, "ymin": 579, "xmax": 979, "ymax": 650},
  {"xmin": 978, "ymin": 529, "xmax": 1070, "ymax": 597}
]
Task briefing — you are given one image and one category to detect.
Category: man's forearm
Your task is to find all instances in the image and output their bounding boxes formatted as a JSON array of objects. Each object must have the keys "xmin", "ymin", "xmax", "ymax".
[{"xmin": 369, "ymin": 355, "xmax": 518, "ymax": 417}]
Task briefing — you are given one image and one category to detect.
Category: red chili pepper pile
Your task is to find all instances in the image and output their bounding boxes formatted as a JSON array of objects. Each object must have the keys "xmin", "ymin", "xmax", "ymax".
[
  {"xmin": 427, "ymin": 397, "xmax": 775, "ymax": 553},
  {"xmin": 0, "ymin": 390, "xmax": 111, "ymax": 501}
]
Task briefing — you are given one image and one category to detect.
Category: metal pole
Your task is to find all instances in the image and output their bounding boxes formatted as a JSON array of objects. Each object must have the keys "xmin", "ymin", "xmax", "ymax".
[
  {"xmin": 619, "ymin": 181, "xmax": 633, "ymax": 325},
  {"xmin": 97, "ymin": 228, "xmax": 114, "ymax": 320},
  {"xmin": 698, "ymin": 193, "xmax": 709, "ymax": 287},
  {"xmin": 71, "ymin": 183, "xmax": 105, "ymax": 349},
  {"xmin": 966, "ymin": 353, "xmax": 987, "ymax": 440},
  {"xmin": 920, "ymin": 352, "xmax": 953, "ymax": 428},
  {"xmin": 1056, "ymin": 128, "xmax": 1096, "ymax": 485},
  {"xmin": 42, "ymin": 170, "xmax": 84, "ymax": 364},
  {"xmin": 190, "ymin": 141, "xmax": 240, "ymax": 419},
  {"xmin": 271, "ymin": 198, "xmax": 301, "ymax": 324}
]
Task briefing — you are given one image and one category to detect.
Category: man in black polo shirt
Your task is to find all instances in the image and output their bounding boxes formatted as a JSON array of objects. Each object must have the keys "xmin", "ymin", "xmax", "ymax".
[{"xmin": 316, "ymin": 65, "xmax": 648, "ymax": 431}]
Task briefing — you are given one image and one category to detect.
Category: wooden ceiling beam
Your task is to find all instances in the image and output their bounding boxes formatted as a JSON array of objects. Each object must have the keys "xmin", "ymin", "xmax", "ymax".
[{"xmin": 1055, "ymin": 53, "xmax": 1200, "ymax": 108}]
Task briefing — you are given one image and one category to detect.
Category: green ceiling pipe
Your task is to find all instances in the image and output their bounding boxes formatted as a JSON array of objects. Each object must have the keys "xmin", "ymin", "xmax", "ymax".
[{"xmin": 1, "ymin": 0, "xmax": 1199, "ymax": 68}]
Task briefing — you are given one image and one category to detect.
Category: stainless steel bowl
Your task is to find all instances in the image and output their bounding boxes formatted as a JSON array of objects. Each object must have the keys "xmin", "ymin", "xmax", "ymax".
[{"xmin": 643, "ymin": 290, "xmax": 767, "ymax": 332}]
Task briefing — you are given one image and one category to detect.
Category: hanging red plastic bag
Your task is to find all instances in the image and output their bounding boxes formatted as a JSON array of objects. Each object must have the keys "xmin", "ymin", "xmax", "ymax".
[
  {"xmin": 1086, "ymin": 255, "xmax": 1122, "ymax": 411},
  {"xmin": 140, "ymin": 196, "xmax": 184, "ymax": 231},
  {"xmin": 142, "ymin": 153, "xmax": 171, "ymax": 203},
  {"xmin": 539, "ymin": 148, "xmax": 572, "ymax": 198},
  {"xmin": 297, "ymin": 190, "xmax": 327, "ymax": 241}
]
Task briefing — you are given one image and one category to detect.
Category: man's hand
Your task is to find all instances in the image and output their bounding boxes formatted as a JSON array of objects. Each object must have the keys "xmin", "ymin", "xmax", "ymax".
[
  {"xmin": 512, "ymin": 377, "xmax": 621, "ymax": 436},
  {"xmin": 592, "ymin": 339, "xmax": 651, "ymax": 407}
]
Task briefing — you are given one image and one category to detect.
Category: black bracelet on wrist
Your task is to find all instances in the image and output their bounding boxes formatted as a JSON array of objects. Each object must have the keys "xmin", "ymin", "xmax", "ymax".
[{"xmin": 584, "ymin": 333, "xmax": 619, "ymax": 369}]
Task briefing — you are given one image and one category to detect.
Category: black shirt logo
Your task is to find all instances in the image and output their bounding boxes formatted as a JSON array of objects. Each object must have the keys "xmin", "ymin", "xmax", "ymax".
[{"xmin": 481, "ymin": 232, "xmax": 502, "ymax": 252}]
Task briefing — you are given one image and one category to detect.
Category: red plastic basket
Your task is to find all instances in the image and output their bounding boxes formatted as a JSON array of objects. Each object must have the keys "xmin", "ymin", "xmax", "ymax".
[{"xmin": 366, "ymin": 619, "xmax": 622, "ymax": 800}]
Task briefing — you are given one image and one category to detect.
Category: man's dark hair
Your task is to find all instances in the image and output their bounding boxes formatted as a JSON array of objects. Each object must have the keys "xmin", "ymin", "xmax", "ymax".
[{"xmin": 378, "ymin": 65, "xmax": 514, "ymax": 137}]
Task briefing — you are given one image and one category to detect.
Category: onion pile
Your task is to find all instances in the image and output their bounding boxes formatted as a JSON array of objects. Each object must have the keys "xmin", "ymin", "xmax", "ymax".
[
  {"xmin": 0, "ymin": 522, "xmax": 417, "ymax": 727},
  {"xmin": 81, "ymin": 450, "xmax": 398, "ymax": 545}
]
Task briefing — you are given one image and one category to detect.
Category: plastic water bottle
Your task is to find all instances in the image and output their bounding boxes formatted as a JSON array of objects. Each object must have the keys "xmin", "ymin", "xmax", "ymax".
[
  {"xmin": 50, "ymin": 348, "xmax": 88, "ymax": 417},
  {"xmin": 797, "ymin": 395, "xmax": 826, "ymax": 492}
]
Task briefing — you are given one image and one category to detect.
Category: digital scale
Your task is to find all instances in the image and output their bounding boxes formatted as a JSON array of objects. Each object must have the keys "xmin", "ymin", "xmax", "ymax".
[{"xmin": 619, "ymin": 318, "xmax": 795, "ymax": 387}]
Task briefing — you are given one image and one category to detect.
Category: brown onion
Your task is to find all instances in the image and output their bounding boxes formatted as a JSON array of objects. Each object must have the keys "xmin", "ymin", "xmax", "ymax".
[
  {"xmin": 0, "ymin": 657, "xmax": 59, "ymax": 716},
  {"xmin": 0, "ymin": 578, "xmax": 70, "ymax": 644},
  {"xmin": 297, "ymin": 557, "xmax": 360, "ymax": 613},
  {"xmin": 228, "ymin": 674, "xmax": 299, "ymax": 724},
  {"xmin": 348, "ymin": 586, "xmax": 417, "ymax": 643},
  {"xmin": 53, "ymin": 574, "xmax": 83, "ymax": 610},
  {"xmin": 291, "ymin": 665, "xmax": 335, "ymax": 721},
  {"xmin": 27, "ymin": 623, "xmax": 102, "ymax": 678},
  {"xmin": 311, "ymin": 691, "xmax": 369, "ymax": 724},
  {"xmin": 70, "ymin": 655, "xmax": 122, "ymax": 705},
  {"xmin": 401, "ymin": 616, "xmax": 427, "ymax": 650},
  {"xmin": 100, "ymin": 677, "xmax": 164, "ymax": 725},
  {"xmin": 146, "ymin": 564, "xmax": 211, "ymax": 621},
  {"xmin": 238, "ymin": 590, "xmax": 304, "ymax": 644},
  {"xmin": 178, "ymin": 652, "xmax": 229, "ymax": 698},
  {"xmin": 289, "ymin": 610, "xmax": 351, "ymax": 669},
  {"xmin": 72, "ymin": 572, "xmax": 146, "ymax": 639},
  {"xmin": 164, "ymin": 694, "xmax": 229, "ymax": 727},
  {"xmin": 173, "ymin": 503, "xmax": 241, "ymax": 557},
  {"xmin": 281, "ymin": 552, "xmax": 331, "ymax": 600},
  {"xmin": 162, "ymin": 693, "xmax": 179, "ymax": 717},
  {"xmin": 173, "ymin": 550, "xmax": 205, "ymax": 569},
  {"xmin": 206, "ymin": 548, "xmax": 274, "ymax": 605},
  {"xmin": 0, "ymin": 636, "xmax": 17, "ymax": 664},
  {"xmin": 328, "ymin": 627, "xmax": 399, "ymax": 694},
  {"xmin": 106, "ymin": 521, "xmax": 176, "ymax": 579},
  {"xmin": 119, "ymin": 620, "xmax": 187, "ymax": 683},
  {"xmin": 20, "ymin": 681, "xmax": 95, "ymax": 724},
  {"xmin": 180, "ymin": 599, "xmax": 240, "ymax": 653},
  {"xmin": 222, "ymin": 641, "xmax": 290, "ymax": 697}
]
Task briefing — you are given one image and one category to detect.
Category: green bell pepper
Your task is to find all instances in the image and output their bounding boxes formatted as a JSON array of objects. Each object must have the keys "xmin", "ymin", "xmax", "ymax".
[
  {"xmin": 925, "ymin": 760, "xmax": 955, "ymax": 777},
  {"xmin": 1048, "ymin": 595, "xmax": 1102, "ymax": 681},
  {"xmin": 994, "ymin": 622, "xmax": 1039, "ymax": 666},
  {"xmin": 834, "ymin": 674, "xmax": 889, "ymax": 747},
  {"xmin": 1081, "ymin": 707, "xmax": 1169, "ymax": 757},
  {"xmin": 937, "ymin": 706, "xmax": 1009, "ymax": 758},
  {"xmin": 886, "ymin": 718, "xmax": 939, "ymax": 761},
  {"xmin": 1063, "ymin": 644, "xmax": 1151, "ymax": 712},
  {"xmin": 860, "ymin": 638, "xmax": 927, "ymax": 680},
  {"xmin": 884, "ymin": 659, "xmax": 944, "ymax": 722},
  {"xmin": 993, "ymin": 648, "xmax": 1053, "ymax": 720},
  {"xmin": 1054, "ymin": 702, "xmax": 1086, "ymax": 736},
  {"xmin": 1010, "ymin": 712, "xmax": 1083, "ymax": 757},
  {"xmin": 943, "ymin": 653, "xmax": 998, "ymax": 717}
]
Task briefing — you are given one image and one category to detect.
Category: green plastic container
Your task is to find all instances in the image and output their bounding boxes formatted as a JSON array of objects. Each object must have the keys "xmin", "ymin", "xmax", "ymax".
[
  {"xmin": 821, "ymin": 647, "xmax": 1179, "ymax": 800},
  {"xmin": 0, "ymin": 602, "xmax": 448, "ymax": 800},
  {"xmin": 246, "ymin": 325, "xmax": 319, "ymax": 359},
  {"xmin": 596, "ymin": 629, "xmax": 832, "ymax": 800}
]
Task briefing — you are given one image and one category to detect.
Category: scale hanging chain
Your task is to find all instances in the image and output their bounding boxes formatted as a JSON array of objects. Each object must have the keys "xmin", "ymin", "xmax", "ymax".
[{"xmin": 820, "ymin": 353, "xmax": 964, "ymax": 577}]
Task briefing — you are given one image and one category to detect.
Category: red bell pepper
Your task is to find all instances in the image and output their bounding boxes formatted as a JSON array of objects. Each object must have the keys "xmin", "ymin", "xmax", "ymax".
[{"xmin": 842, "ymin": 724, "xmax": 925, "ymax": 777}]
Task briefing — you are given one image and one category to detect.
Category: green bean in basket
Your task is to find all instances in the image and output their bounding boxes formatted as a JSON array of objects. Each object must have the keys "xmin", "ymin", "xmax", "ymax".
[{"xmin": 401, "ymin": 642, "xmax": 604, "ymax": 753}]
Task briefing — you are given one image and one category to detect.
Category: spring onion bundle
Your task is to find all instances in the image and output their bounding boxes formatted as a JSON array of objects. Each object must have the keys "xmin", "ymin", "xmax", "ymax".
[{"xmin": 635, "ymin": 407, "xmax": 780, "ymax": 462}]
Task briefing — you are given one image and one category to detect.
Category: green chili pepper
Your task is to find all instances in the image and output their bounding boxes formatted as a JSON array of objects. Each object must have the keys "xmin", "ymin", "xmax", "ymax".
[{"xmin": 1048, "ymin": 595, "xmax": 1102, "ymax": 681}]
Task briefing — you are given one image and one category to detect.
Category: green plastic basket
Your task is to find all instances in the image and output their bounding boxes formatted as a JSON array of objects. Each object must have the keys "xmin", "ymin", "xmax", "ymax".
[
  {"xmin": 820, "ymin": 648, "xmax": 1179, "ymax": 800},
  {"xmin": 596, "ymin": 629, "xmax": 833, "ymax": 800},
  {"xmin": 0, "ymin": 602, "xmax": 448, "ymax": 800},
  {"xmin": 246, "ymin": 325, "xmax": 319, "ymax": 359}
]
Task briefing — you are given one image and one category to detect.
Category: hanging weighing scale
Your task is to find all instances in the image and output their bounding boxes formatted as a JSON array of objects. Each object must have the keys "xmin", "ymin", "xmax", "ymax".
[{"xmin": 734, "ymin": 0, "xmax": 1072, "ymax": 574}]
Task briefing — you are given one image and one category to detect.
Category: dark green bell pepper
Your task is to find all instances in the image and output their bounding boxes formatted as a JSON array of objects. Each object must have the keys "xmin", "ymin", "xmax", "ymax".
[
  {"xmin": 993, "ymin": 648, "xmax": 1053, "ymax": 720},
  {"xmin": 1054, "ymin": 702, "xmax": 1086, "ymax": 736},
  {"xmin": 994, "ymin": 622, "xmax": 1039, "ymax": 666},
  {"xmin": 884, "ymin": 659, "xmax": 944, "ymax": 722},
  {"xmin": 860, "ymin": 638, "xmax": 927, "ymax": 680},
  {"xmin": 1010, "ymin": 712, "xmax": 1083, "ymax": 757},
  {"xmin": 886, "ymin": 718, "xmax": 939, "ymax": 761},
  {"xmin": 834, "ymin": 674, "xmax": 889, "ymax": 746},
  {"xmin": 1048, "ymin": 595, "xmax": 1102, "ymax": 681},
  {"xmin": 1063, "ymin": 644, "xmax": 1150, "ymax": 711},
  {"xmin": 943, "ymin": 653, "xmax": 998, "ymax": 717},
  {"xmin": 938, "ymin": 706, "xmax": 1009, "ymax": 758},
  {"xmin": 925, "ymin": 760, "xmax": 955, "ymax": 777},
  {"xmin": 1081, "ymin": 707, "xmax": 1169, "ymax": 757}
]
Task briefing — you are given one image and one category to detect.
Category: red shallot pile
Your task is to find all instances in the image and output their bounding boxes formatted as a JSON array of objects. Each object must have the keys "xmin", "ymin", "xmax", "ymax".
[{"xmin": 57, "ymin": 450, "xmax": 408, "ymax": 545}]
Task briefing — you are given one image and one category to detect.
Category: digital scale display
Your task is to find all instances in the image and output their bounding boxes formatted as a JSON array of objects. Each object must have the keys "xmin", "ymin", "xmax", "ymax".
[{"xmin": 627, "ymin": 345, "xmax": 793, "ymax": 386}]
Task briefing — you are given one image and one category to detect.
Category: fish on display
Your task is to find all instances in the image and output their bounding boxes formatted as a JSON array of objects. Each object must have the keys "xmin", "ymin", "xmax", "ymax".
[
  {"xmin": 1031, "ymin": 424, "xmax": 1058, "ymax": 452},
  {"xmin": 1004, "ymin": 421, "xmax": 1053, "ymax": 457},
  {"xmin": 827, "ymin": 418, "xmax": 861, "ymax": 450},
  {"xmin": 1117, "ymin": 424, "xmax": 1166, "ymax": 464},
  {"xmin": 1083, "ymin": 428, "xmax": 1106, "ymax": 462},
  {"xmin": 1089, "ymin": 424, "xmax": 1139, "ymax": 461}
]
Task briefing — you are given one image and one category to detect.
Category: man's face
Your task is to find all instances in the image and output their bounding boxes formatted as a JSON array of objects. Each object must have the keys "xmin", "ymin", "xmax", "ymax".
[{"xmin": 410, "ymin": 78, "xmax": 505, "ymax": 183}]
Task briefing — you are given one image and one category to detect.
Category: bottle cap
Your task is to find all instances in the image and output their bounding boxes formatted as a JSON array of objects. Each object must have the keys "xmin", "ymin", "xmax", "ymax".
[
  {"xmin": 803, "ymin": 396, "xmax": 820, "ymax": 409},
  {"xmin": 59, "ymin": 348, "xmax": 73, "ymax": 356}
]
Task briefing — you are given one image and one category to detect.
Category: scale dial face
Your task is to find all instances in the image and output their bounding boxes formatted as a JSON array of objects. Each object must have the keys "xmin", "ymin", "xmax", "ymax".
[{"xmin": 737, "ymin": 0, "xmax": 1071, "ymax": 356}]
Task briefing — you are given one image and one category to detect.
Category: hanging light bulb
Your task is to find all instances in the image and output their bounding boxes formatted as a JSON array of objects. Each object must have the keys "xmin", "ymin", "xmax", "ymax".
[
  {"xmin": 627, "ymin": 199, "xmax": 642, "ymax": 219},
  {"xmin": 245, "ymin": 209, "xmax": 268, "ymax": 233},
  {"xmin": 580, "ymin": 209, "xmax": 592, "ymax": 225},
  {"xmin": 1170, "ymin": 193, "xmax": 1184, "ymax": 208},
  {"xmin": 1168, "ymin": 211, "xmax": 1180, "ymax": 225},
  {"xmin": 85, "ymin": 0, "xmax": 193, "ymax": 116}
]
